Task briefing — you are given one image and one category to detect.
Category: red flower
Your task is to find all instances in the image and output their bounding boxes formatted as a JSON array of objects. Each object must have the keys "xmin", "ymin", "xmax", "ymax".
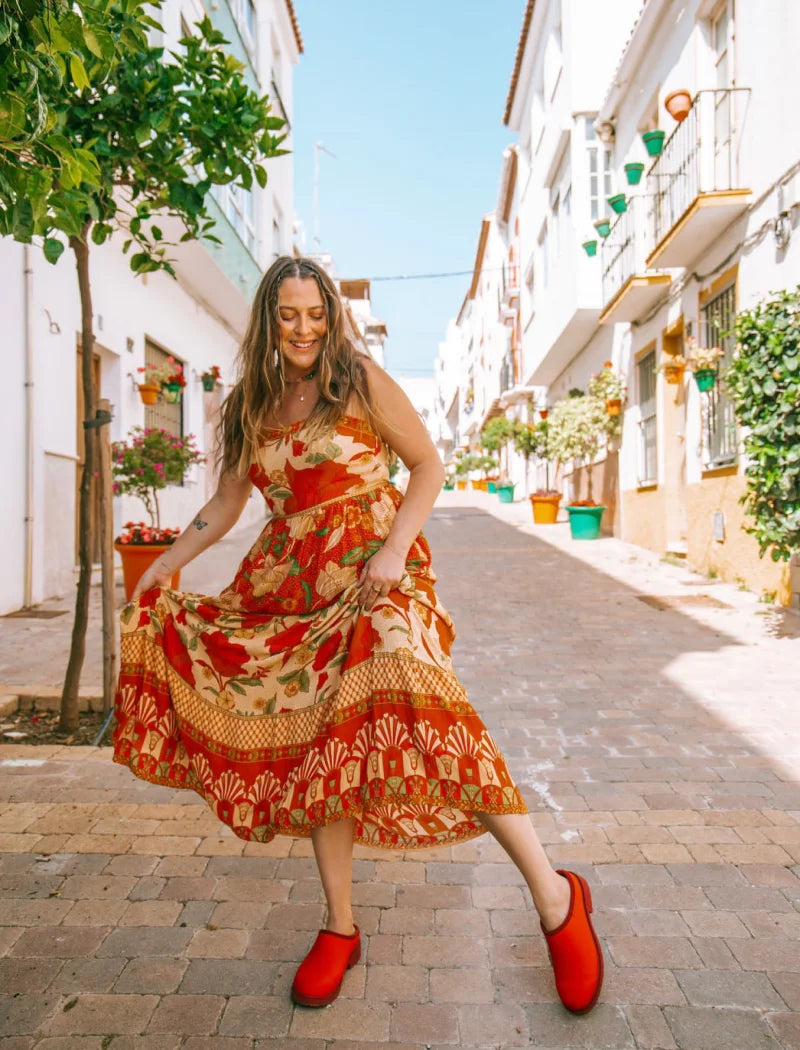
[
  {"xmin": 312, "ymin": 630, "xmax": 342, "ymax": 671},
  {"xmin": 264, "ymin": 619, "xmax": 309, "ymax": 654},
  {"xmin": 344, "ymin": 615, "xmax": 381, "ymax": 669},
  {"xmin": 162, "ymin": 614, "xmax": 196, "ymax": 686},
  {"xmin": 199, "ymin": 630, "xmax": 251, "ymax": 678}
]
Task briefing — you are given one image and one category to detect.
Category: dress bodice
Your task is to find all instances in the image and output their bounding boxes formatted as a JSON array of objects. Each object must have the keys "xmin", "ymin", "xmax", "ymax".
[{"xmin": 248, "ymin": 414, "xmax": 390, "ymax": 517}]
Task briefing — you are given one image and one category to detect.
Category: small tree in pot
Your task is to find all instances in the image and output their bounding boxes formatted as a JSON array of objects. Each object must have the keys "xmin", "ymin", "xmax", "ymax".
[
  {"xmin": 481, "ymin": 417, "xmax": 517, "ymax": 500},
  {"xmin": 548, "ymin": 394, "xmax": 608, "ymax": 538}
]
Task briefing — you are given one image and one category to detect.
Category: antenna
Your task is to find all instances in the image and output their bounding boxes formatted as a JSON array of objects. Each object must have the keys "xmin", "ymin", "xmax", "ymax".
[{"xmin": 313, "ymin": 141, "xmax": 336, "ymax": 249}]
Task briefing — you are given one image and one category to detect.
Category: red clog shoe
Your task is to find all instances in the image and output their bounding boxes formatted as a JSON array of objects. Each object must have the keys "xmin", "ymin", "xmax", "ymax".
[
  {"xmin": 542, "ymin": 870, "xmax": 603, "ymax": 1014},
  {"xmin": 291, "ymin": 926, "xmax": 361, "ymax": 1007}
]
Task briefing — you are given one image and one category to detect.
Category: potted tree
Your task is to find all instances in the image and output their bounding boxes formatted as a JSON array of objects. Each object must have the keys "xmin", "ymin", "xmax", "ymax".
[
  {"xmin": 481, "ymin": 417, "xmax": 517, "ymax": 502},
  {"xmin": 112, "ymin": 427, "xmax": 204, "ymax": 598},
  {"xmin": 454, "ymin": 455, "xmax": 471, "ymax": 490},
  {"xmin": 548, "ymin": 394, "xmax": 608, "ymax": 539},
  {"xmin": 517, "ymin": 420, "xmax": 562, "ymax": 524}
]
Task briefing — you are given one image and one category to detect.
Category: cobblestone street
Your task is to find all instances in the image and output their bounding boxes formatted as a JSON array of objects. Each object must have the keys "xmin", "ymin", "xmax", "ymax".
[{"xmin": 1, "ymin": 491, "xmax": 800, "ymax": 1049}]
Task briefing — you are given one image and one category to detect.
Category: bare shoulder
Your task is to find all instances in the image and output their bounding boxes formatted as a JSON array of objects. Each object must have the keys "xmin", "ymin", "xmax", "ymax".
[{"xmin": 357, "ymin": 355, "xmax": 438, "ymax": 470}]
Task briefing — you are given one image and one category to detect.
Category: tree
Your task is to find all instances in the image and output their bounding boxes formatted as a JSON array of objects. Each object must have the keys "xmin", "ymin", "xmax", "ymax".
[
  {"xmin": 547, "ymin": 395, "xmax": 607, "ymax": 503},
  {"xmin": 513, "ymin": 419, "xmax": 555, "ymax": 496},
  {"xmin": 0, "ymin": 3, "xmax": 288, "ymax": 731},
  {"xmin": 481, "ymin": 417, "xmax": 516, "ymax": 482}
]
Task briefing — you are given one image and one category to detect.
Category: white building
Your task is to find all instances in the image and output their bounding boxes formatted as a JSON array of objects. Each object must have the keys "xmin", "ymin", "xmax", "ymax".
[
  {"xmin": 592, "ymin": 0, "xmax": 800, "ymax": 601},
  {"xmin": 0, "ymin": 0, "xmax": 303, "ymax": 614}
]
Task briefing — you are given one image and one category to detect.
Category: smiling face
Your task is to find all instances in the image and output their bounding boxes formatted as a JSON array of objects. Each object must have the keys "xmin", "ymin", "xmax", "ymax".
[{"xmin": 276, "ymin": 277, "xmax": 328, "ymax": 380}]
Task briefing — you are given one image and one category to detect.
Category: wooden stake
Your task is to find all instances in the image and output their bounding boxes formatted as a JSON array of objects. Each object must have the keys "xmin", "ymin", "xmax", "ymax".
[{"xmin": 97, "ymin": 397, "xmax": 117, "ymax": 715}]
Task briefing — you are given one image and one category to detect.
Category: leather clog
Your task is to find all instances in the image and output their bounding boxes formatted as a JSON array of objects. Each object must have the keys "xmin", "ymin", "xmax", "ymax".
[
  {"xmin": 291, "ymin": 926, "xmax": 361, "ymax": 1007},
  {"xmin": 542, "ymin": 869, "xmax": 603, "ymax": 1014}
]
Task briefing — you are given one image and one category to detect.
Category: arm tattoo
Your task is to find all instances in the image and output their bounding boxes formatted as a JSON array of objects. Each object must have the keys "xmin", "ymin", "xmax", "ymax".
[{"xmin": 192, "ymin": 517, "xmax": 208, "ymax": 531}]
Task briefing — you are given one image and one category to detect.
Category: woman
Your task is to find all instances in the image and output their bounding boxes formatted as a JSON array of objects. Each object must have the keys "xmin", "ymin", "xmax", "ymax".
[{"xmin": 113, "ymin": 255, "xmax": 602, "ymax": 1014}]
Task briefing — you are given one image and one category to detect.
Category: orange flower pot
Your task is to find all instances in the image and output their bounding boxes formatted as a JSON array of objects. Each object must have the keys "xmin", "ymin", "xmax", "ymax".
[
  {"xmin": 115, "ymin": 542, "xmax": 181, "ymax": 601},
  {"xmin": 606, "ymin": 397, "xmax": 622, "ymax": 416},
  {"xmin": 664, "ymin": 89, "xmax": 692, "ymax": 122},
  {"xmin": 137, "ymin": 383, "xmax": 159, "ymax": 405},
  {"xmin": 530, "ymin": 494, "xmax": 561, "ymax": 524},
  {"xmin": 456, "ymin": 479, "xmax": 467, "ymax": 490},
  {"xmin": 663, "ymin": 363, "xmax": 685, "ymax": 385}
]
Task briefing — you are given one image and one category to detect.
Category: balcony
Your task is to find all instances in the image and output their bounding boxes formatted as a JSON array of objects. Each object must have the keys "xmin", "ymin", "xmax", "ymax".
[
  {"xmin": 599, "ymin": 196, "xmax": 671, "ymax": 325},
  {"xmin": 646, "ymin": 88, "xmax": 751, "ymax": 269}
]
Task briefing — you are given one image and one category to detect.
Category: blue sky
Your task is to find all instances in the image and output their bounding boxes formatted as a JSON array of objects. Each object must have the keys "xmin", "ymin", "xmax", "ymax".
[{"xmin": 292, "ymin": 0, "xmax": 527, "ymax": 376}]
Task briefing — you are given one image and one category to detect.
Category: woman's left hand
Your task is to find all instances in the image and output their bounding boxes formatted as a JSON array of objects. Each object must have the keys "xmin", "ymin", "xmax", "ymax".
[{"xmin": 359, "ymin": 545, "xmax": 407, "ymax": 610}]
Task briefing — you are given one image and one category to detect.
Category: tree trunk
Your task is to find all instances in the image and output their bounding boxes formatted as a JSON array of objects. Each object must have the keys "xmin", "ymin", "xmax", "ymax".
[{"xmin": 60, "ymin": 229, "xmax": 96, "ymax": 733}]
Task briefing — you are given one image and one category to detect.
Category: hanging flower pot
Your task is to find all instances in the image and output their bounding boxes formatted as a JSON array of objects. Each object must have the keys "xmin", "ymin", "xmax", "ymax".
[
  {"xmin": 161, "ymin": 382, "xmax": 183, "ymax": 403},
  {"xmin": 662, "ymin": 362, "xmax": 685, "ymax": 385},
  {"xmin": 693, "ymin": 368, "xmax": 717, "ymax": 392},
  {"xmin": 606, "ymin": 397, "xmax": 622, "ymax": 417},
  {"xmin": 624, "ymin": 162, "xmax": 645, "ymax": 186},
  {"xmin": 593, "ymin": 218, "xmax": 611, "ymax": 238},
  {"xmin": 582, "ymin": 239, "xmax": 598, "ymax": 257},
  {"xmin": 539, "ymin": 408, "xmax": 549, "ymax": 420},
  {"xmin": 201, "ymin": 375, "xmax": 217, "ymax": 392},
  {"xmin": 664, "ymin": 89, "xmax": 692, "ymax": 123},
  {"xmin": 607, "ymin": 193, "xmax": 627, "ymax": 214},
  {"xmin": 137, "ymin": 383, "xmax": 159, "ymax": 406},
  {"xmin": 642, "ymin": 130, "xmax": 666, "ymax": 157}
]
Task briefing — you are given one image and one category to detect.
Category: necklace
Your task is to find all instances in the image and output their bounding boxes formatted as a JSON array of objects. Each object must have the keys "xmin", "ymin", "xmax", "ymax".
[{"xmin": 285, "ymin": 369, "xmax": 317, "ymax": 402}]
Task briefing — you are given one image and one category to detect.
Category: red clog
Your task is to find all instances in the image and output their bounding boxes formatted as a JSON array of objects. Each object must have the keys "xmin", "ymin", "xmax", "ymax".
[
  {"xmin": 291, "ymin": 926, "xmax": 361, "ymax": 1007},
  {"xmin": 542, "ymin": 870, "xmax": 604, "ymax": 1014}
]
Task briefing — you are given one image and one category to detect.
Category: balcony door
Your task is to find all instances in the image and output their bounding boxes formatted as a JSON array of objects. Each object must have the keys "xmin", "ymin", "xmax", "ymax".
[{"xmin": 711, "ymin": 0, "xmax": 735, "ymax": 188}]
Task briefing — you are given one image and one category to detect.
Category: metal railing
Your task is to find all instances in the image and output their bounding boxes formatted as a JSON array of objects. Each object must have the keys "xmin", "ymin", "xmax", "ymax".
[
  {"xmin": 648, "ymin": 87, "xmax": 750, "ymax": 250},
  {"xmin": 601, "ymin": 194, "xmax": 649, "ymax": 308}
]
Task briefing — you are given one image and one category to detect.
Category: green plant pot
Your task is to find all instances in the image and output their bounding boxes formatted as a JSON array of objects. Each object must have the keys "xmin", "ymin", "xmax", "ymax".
[
  {"xmin": 642, "ymin": 130, "xmax": 666, "ymax": 157},
  {"xmin": 593, "ymin": 218, "xmax": 611, "ymax": 238},
  {"xmin": 201, "ymin": 376, "xmax": 217, "ymax": 392},
  {"xmin": 608, "ymin": 193, "xmax": 627, "ymax": 214},
  {"xmin": 162, "ymin": 383, "xmax": 182, "ymax": 403},
  {"xmin": 693, "ymin": 368, "xmax": 717, "ymax": 392},
  {"xmin": 624, "ymin": 162, "xmax": 645, "ymax": 185},
  {"xmin": 487, "ymin": 481, "xmax": 497, "ymax": 494},
  {"xmin": 443, "ymin": 482, "xmax": 454, "ymax": 491},
  {"xmin": 497, "ymin": 484, "xmax": 515, "ymax": 503},
  {"xmin": 582, "ymin": 240, "xmax": 598, "ymax": 257},
  {"xmin": 566, "ymin": 505, "xmax": 605, "ymax": 540}
]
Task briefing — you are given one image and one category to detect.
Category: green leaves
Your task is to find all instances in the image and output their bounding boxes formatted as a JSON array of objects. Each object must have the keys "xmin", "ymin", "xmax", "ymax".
[{"xmin": 726, "ymin": 286, "xmax": 800, "ymax": 561}]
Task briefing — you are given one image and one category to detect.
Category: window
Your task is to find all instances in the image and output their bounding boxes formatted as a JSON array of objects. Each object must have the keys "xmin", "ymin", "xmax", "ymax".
[
  {"xmin": 711, "ymin": 1, "xmax": 735, "ymax": 185},
  {"xmin": 233, "ymin": 0, "xmax": 257, "ymax": 56},
  {"xmin": 538, "ymin": 223, "xmax": 549, "ymax": 289},
  {"xmin": 701, "ymin": 283, "xmax": 738, "ymax": 467},
  {"xmin": 637, "ymin": 349, "xmax": 657, "ymax": 484},
  {"xmin": 586, "ymin": 118, "xmax": 612, "ymax": 221},
  {"xmin": 217, "ymin": 182, "xmax": 257, "ymax": 256},
  {"xmin": 144, "ymin": 339, "xmax": 183, "ymax": 438}
]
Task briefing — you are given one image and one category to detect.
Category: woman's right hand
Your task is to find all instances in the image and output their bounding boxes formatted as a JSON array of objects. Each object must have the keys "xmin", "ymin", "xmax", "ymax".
[{"xmin": 131, "ymin": 559, "xmax": 175, "ymax": 602}]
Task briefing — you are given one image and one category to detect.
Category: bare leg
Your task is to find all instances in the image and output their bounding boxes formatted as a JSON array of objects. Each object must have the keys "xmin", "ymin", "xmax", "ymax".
[
  {"xmin": 310, "ymin": 817, "xmax": 357, "ymax": 935},
  {"xmin": 475, "ymin": 811, "xmax": 570, "ymax": 931}
]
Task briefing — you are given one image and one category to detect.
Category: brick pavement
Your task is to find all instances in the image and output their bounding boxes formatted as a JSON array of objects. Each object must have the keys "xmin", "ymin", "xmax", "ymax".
[{"xmin": 1, "ymin": 490, "xmax": 800, "ymax": 1048}]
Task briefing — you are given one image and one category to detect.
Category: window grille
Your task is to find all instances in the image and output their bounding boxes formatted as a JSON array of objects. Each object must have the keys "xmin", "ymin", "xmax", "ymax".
[
  {"xmin": 700, "ymin": 283, "xmax": 738, "ymax": 467},
  {"xmin": 637, "ymin": 349, "xmax": 657, "ymax": 484},
  {"xmin": 144, "ymin": 339, "xmax": 184, "ymax": 439}
]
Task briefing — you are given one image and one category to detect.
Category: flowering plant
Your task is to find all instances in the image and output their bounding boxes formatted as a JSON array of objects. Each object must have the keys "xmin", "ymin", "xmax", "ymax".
[
  {"xmin": 112, "ymin": 427, "xmax": 204, "ymax": 533},
  {"xmin": 588, "ymin": 361, "xmax": 625, "ymax": 402},
  {"xmin": 116, "ymin": 521, "xmax": 181, "ymax": 546},
  {"xmin": 136, "ymin": 356, "xmax": 186, "ymax": 387},
  {"xmin": 201, "ymin": 365, "xmax": 222, "ymax": 383},
  {"xmin": 685, "ymin": 337, "xmax": 724, "ymax": 371},
  {"xmin": 659, "ymin": 353, "xmax": 688, "ymax": 370}
]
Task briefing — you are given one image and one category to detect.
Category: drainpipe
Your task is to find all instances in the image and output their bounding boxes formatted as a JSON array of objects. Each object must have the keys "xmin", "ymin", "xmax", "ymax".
[{"xmin": 23, "ymin": 244, "xmax": 34, "ymax": 608}]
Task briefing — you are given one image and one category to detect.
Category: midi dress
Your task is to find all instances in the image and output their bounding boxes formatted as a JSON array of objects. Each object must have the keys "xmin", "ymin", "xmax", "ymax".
[{"xmin": 112, "ymin": 413, "xmax": 527, "ymax": 849}]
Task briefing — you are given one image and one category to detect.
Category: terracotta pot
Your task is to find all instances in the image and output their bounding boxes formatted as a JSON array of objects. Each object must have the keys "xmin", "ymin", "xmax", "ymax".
[
  {"xmin": 456, "ymin": 479, "xmax": 467, "ymax": 490},
  {"xmin": 539, "ymin": 409, "xmax": 549, "ymax": 420},
  {"xmin": 663, "ymin": 363, "xmax": 684, "ymax": 385},
  {"xmin": 115, "ymin": 542, "xmax": 181, "ymax": 601},
  {"xmin": 606, "ymin": 397, "xmax": 622, "ymax": 416},
  {"xmin": 530, "ymin": 494, "xmax": 561, "ymax": 525},
  {"xmin": 664, "ymin": 89, "xmax": 692, "ymax": 122},
  {"xmin": 138, "ymin": 383, "xmax": 159, "ymax": 405}
]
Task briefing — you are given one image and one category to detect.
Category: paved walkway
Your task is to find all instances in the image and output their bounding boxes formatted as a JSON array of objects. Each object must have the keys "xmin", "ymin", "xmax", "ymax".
[{"xmin": 1, "ymin": 491, "xmax": 800, "ymax": 1048}]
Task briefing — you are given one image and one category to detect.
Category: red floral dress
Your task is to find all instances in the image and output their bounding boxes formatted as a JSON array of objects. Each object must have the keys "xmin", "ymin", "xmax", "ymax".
[{"xmin": 113, "ymin": 414, "xmax": 526, "ymax": 848}]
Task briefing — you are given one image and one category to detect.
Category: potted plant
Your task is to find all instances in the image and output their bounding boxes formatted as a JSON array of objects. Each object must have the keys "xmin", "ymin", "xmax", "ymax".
[
  {"xmin": 664, "ymin": 89, "xmax": 692, "ymax": 122},
  {"xmin": 547, "ymin": 394, "xmax": 607, "ymax": 539},
  {"xmin": 161, "ymin": 359, "xmax": 186, "ymax": 403},
  {"xmin": 588, "ymin": 361, "xmax": 626, "ymax": 430},
  {"xmin": 443, "ymin": 473, "xmax": 455, "ymax": 491},
  {"xmin": 642, "ymin": 129, "xmax": 666, "ymax": 157},
  {"xmin": 516, "ymin": 420, "xmax": 562, "ymax": 524},
  {"xmin": 607, "ymin": 193, "xmax": 627, "ymax": 215},
  {"xmin": 686, "ymin": 336, "xmax": 724, "ymax": 391},
  {"xmin": 659, "ymin": 352, "xmax": 687, "ymax": 385},
  {"xmin": 582, "ymin": 239, "xmax": 598, "ymax": 257},
  {"xmin": 112, "ymin": 427, "xmax": 204, "ymax": 599},
  {"xmin": 135, "ymin": 361, "xmax": 167, "ymax": 405},
  {"xmin": 624, "ymin": 161, "xmax": 645, "ymax": 185},
  {"xmin": 481, "ymin": 417, "xmax": 516, "ymax": 502},
  {"xmin": 201, "ymin": 365, "xmax": 222, "ymax": 392},
  {"xmin": 593, "ymin": 217, "xmax": 611, "ymax": 239},
  {"xmin": 454, "ymin": 455, "xmax": 471, "ymax": 490}
]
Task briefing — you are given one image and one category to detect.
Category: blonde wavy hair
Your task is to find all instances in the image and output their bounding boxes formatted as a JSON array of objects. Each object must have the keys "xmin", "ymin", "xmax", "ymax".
[{"xmin": 217, "ymin": 256, "xmax": 380, "ymax": 478}]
